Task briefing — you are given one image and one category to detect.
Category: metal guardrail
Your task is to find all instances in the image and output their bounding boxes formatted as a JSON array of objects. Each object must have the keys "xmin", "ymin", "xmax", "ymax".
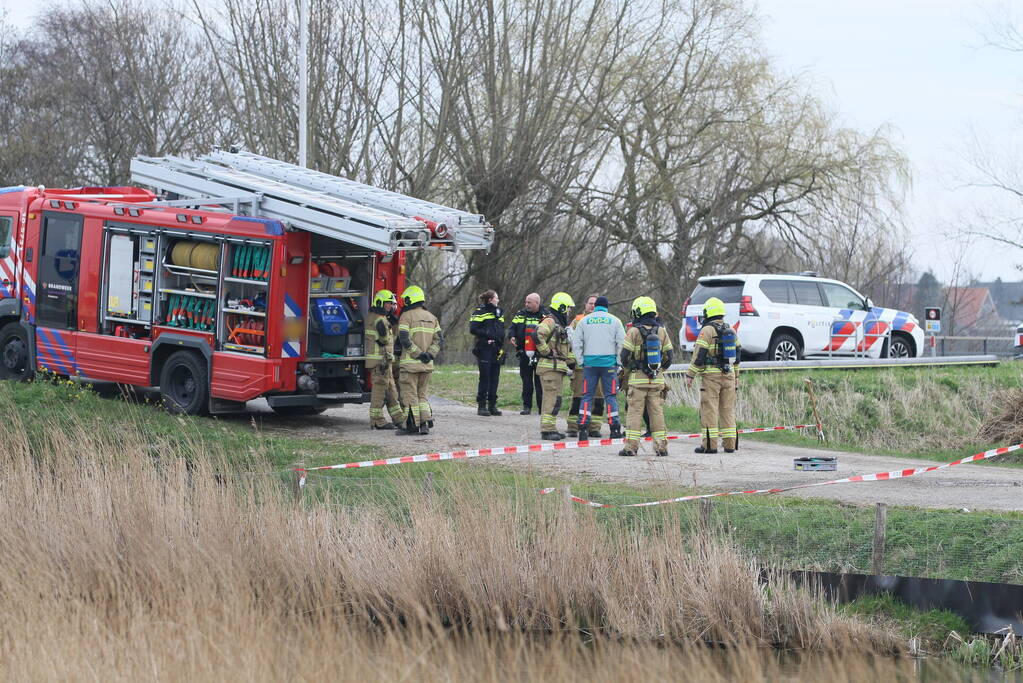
[{"xmin": 664, "ymin": 354, "xmax": 1001, "ymax": 373}]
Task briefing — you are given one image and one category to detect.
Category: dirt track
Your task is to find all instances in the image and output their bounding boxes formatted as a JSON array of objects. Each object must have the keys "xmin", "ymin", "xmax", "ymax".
[{"xmin": 250, "ymin": 397, "xmax": 1023, "ymax": 512}]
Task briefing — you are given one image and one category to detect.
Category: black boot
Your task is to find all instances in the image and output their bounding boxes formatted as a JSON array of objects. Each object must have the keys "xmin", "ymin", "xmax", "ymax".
[
  {"xmin": 419, "ymin": 423, "xmax": 430, "ymax": 435},
  {"xmin": 520, "ymin": 406, "xmax": 531, "ymax": 415},
  {"xmin": 694, "ymin": 445, "xmax": 717, "ymax": 454},
  {"xmin": 477, "ymin": 404, "xmax": 491, "ymax": 416},
  {"xmin": 541, "ymin": 431, "xmax": 565, "ymax": 441},
  {"xmin": 609, "ymin": 423, "xmax": 623, "ymax": 439},
  {"xmin": 488, "ymin": 403, "xmax": 502, "ymax": 416}
]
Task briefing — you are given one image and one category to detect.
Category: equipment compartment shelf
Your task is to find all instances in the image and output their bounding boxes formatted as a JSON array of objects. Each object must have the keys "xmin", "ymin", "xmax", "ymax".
[
  {"xmin": 223, "ymin": 343, "xmax": 265, "ymax": 354},
  {"xmin": 223, "ymin": 308, "xmax": 266, "ymax": 317},
  {"xmin": 159, "ymin": 287, "xmax": 217, "ymax": 299},
  {"xmin": 162, "ymin": 262, "xmax": 218, "ymax": 278},
  {"xmin": 310, "ymin": 291, "xmax": 365, "ymax": 298},
  {"xmin": 224, "ymin": 276, "xmax": 269, "ymax": 286},
  {"xmin": 105, "ymin": 316, "xmax": 152, "ymax": 326}
]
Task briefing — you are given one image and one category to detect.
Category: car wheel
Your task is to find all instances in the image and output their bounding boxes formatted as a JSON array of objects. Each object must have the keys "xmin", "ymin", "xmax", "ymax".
[
  {"xmin": 887, "ymin": 335, "xmax": 912, "ymax": 359},
  {"xmin": 767, "ymin": 333, "xmax": 802, "ymax": 362},
  {"xmin": 0, "ymin": 322, "xmax": 33, "ymax": 381},
  {"xmin": 159, "ymin": 351, "xmax": 209, "ymax": 416}
]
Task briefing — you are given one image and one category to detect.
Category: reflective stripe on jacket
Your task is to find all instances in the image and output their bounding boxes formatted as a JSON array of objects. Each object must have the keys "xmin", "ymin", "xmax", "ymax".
[
  {"xmin": 365, "ymin": 310, "xmax": 396, "ymax": 369},
  {"xmin": 685, "ymin": 322, "xmax": 741, "ymax": 378},
  {"xmin": 398, "ymin": 305, "xmax": 441, "ymax": 372},
  {"xmin": 534, "ymin": 314, "xmax": 574, "ymax": 373},
  {"xmin": 622, "ymin": 324, "xmax": 674, "ymax": 386}
]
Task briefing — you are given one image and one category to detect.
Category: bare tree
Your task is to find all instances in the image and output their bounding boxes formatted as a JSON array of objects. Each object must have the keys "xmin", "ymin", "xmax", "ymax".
[{"xmin": 567, "ymin": 0, "xmax": 909, "ymax": 327}]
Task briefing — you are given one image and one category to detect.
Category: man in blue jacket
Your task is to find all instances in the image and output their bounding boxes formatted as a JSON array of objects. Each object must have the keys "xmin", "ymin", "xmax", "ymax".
[{"xmin": 570, "ymin": 295, "xmax": 625, "ymax": 440}]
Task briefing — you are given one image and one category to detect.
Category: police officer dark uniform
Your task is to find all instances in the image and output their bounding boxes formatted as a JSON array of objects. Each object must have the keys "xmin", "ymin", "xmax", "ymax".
[
  {"xmin": 366, "ymin": 289, "xmax": 405, "ymax": 429},
  {"xmin": 469, "ymin": 289, "xmax": 506, "ymax": 416},
  {"xmin": 507, "ymin": 292, "xmax": 544, "ymax": 415},
  {"xmin": 685, "ymin": 296, "xmax": 741, "ymax": 453}
]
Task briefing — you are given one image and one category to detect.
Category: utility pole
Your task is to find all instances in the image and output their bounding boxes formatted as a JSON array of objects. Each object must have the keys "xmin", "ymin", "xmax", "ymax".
[{"xmin": 298, "ymin": 0, "xmax": 309, "ymax": 167}]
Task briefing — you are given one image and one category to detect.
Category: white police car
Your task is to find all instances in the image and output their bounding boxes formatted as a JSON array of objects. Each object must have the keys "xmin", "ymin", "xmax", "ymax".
[{"xmin": 679, "ymin": 273, "xmax": 924, "ymax": 360}]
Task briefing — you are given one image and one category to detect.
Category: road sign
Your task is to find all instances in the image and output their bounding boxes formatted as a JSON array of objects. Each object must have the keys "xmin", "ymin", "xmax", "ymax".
[{"xmin": 924, "ymin": 306, "xmax": 941, "ymax": 334}]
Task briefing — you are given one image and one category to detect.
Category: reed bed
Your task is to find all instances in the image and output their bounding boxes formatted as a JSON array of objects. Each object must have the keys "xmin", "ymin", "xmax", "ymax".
[{"xmin": 0, "ymin": 407, "xmax": 917, "ymax": 680}]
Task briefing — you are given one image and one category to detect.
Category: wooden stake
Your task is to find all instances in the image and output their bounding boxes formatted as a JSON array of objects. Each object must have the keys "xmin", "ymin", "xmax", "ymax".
[
  {"xmin": 292, "ymin": 462, "xmax": 305, "ymax": 505},
  {"xmin": 561, "ymin": 484, "xmax": 573, "ymax": 517},
  {"xmin": 872, "ymin": 502, "xmax": 887, "ymax": 576},
  {"xmin": 804, "ymin": 378, "xmax": 826, "ymax": 443}
]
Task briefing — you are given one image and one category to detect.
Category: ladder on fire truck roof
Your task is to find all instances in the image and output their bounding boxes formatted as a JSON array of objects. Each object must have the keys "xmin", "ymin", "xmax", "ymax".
[{"xmin": 129, "ymin": 152, "xmax": 494, "ymax": 254}]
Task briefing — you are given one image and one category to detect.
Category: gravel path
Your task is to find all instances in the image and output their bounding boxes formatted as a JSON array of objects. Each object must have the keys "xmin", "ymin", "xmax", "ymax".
[{"xmin": 250, "ymin": 397, "xmax": 1023, "ymax": 512}]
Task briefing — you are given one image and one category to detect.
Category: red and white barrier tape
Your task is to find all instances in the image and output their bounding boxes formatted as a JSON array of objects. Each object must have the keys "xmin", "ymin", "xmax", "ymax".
[
  {"xmin": 301, "ymin": 424, "xmax": 817, "ymax": 472},
  {"xmin": 540, "ymin": 443, "xmax": 1023, "ymax": 508}
]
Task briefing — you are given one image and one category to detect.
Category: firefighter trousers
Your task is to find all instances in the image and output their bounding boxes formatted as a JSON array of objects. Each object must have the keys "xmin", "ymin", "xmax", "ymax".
[
  {"xmin": 399, "ymin": 369, "xmax": 433, "ymax": 428},
  {"xmin": 370, "ymin": 365, "xmax": 404, "ymax": 426},
  {"xmin": 624, "ymin": 385, "xmax": 667, "ymax": 454},
  {"xmin": 699, "ymin": 371, "xmax": 737, "ymax": 451},
  {"xmin": 537, "ymin": 368, "xmax": 568, "ymax": 432}
]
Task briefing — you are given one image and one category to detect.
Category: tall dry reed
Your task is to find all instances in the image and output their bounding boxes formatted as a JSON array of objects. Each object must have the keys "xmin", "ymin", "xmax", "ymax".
[{"xmin": 0, "ymin": 407, "xmax": 909, "ymax": 679}]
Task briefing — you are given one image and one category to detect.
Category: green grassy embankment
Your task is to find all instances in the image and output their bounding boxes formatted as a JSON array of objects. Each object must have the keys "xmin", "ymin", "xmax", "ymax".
[
  {"xmin": 3, "ymin": 376, "xmax": 1022, "ymax": 586},
  {"xmin": 4, "ymin": 375, "xmax": 1023, "ymax": 660}
]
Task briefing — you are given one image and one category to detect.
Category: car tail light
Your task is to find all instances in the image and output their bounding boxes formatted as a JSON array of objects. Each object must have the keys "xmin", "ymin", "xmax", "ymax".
[
  {"xmin": 739, "ymin": 295, "xmax": 758, "ymax": 316},
  {"xmin": 681, "ymin": 297, "xmax": 691, "ymax": 316}
]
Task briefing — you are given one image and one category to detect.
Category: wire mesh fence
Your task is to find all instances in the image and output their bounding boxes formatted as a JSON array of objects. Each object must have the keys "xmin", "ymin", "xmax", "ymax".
[{"xmin": 277, "ymin": 466, "xmax": 1023, "ymax": 586}]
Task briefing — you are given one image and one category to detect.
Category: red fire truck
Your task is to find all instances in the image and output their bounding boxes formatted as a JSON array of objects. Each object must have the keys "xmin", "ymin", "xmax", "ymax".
[{"xmin": 0, "ymin": 151, "xmax": 492, "ymax": 415}]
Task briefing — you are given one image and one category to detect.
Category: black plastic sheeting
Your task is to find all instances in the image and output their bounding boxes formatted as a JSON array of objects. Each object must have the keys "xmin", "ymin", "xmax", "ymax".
[{"xmin": 791, "ymin": 571, "xmax": 1023, "ymax": 634}]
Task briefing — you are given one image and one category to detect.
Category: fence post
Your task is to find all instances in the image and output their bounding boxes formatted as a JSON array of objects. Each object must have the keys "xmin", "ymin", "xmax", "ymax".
[
  {"xmin": 983, "ymin": 338, "xmax": 988, "ymax": 355},
  {"xmin": 699, "ymin": 498, "xmax": 713, "ymax": 530},
  {"xmin": 292, "ymin": 462, "xmax": 305, "ymax": 505},
  {"xmin": 561, "ymin": 484, "xmax": 573, "ymax": 517},
  {"xmin": 872, "ymin": 502, "xmax": 887, "ymax": 575}
]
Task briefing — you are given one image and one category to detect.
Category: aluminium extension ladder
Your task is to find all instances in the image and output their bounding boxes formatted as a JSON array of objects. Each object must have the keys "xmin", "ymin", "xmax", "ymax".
[{"xmin": 130, "ymin": 152, "xmax": 494, "ymax": 254}]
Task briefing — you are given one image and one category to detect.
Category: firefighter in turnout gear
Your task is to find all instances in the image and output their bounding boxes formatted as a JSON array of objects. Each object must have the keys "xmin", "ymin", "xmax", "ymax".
[
  {"xmin": 568, "ymin": 295, "xmax": 606, "ymax": 437},
  {"xmin": 366, "ymin": 289, "xmax": 404, "ymax": 429},
  {"xmin": 397, "ymin": 285, "xmax": 442, "ymax": 435},
  {"xmin": 618, "ymin": 297, "xmax": 674, "ymax": 457},
  {"xmin": 685, "ymin": 297, "xmax": 741, "ymax": 453},
  {"xmin": 469, "ymin": 289, "xmax": 506, "ymax": 416},
  {"xmin": 533, "ymin": 292, "xmax": 576, "ymax": 440}
]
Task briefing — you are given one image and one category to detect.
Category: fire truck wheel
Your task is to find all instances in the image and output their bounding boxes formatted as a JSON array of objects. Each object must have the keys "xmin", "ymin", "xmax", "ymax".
[
  {"xmin": 0, "ymin": 322, "xmax": 33, "ymax": 381},
  {"xmin": 159, "ymin": 351, "xmax": 210, "ymax": 416},
  {"xmin": 270, "ymin": 405, "xmax": 327, "ymax": 416}
]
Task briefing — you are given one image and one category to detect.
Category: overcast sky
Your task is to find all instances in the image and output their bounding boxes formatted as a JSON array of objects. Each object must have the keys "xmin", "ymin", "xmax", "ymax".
[
  {"xmin": 757, "ymin": 0, "xmax": 1023, "ymax": 283},
  {"xmin": 4, "ymin": 0, "xmax": 1023, "ymax": 283}
]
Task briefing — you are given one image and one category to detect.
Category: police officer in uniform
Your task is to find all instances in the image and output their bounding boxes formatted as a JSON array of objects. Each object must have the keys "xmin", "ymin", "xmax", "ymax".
[
  {"xmin": 685, "ymin": 296, "xmax": 741, "ymax": 453},
  {"xmin": 469, "ymin": 289, "xmax": 506, "ymax": 416},
  {"xmin": 533, "ymin": 292, "xmax": 576, "ymax": 440},
  {"xmin": 618, "ymin": 297, "xmax": 673, "ymax": 457},
  {"xmin": 507, "ymin": 292, "xmax": 544, "ymax": 415},
  {"xmin": 366, "ymin": 289, "xmax": 405, "ymax": 429},
  {"xmin": 397, "ymin": 285, "xmax": 442, "ymax": 435}
]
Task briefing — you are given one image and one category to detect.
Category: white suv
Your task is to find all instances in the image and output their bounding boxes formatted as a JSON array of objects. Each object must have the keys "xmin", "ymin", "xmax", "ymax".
[{"xmin": 679, "ymin": 273, "xmax": 924, "ymax": 360}]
